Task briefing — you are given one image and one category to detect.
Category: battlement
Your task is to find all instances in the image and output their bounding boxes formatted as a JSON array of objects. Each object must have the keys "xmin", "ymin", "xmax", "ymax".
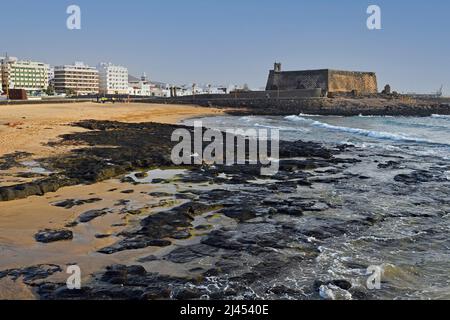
[{"xmin": 266, "ymin": 64, "xmax": 378, "ymax": 94}]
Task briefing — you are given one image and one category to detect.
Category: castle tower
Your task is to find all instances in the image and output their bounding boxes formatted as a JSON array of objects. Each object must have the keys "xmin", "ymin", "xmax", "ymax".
[{"xmin": 274, "ymin": 62, "xmax": 282, "ymax": 73}]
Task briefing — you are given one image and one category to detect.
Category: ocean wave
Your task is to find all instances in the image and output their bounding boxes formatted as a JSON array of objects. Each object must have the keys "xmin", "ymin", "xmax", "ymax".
[
  {"xmin": 284, "ymin": 115, "xmax": 312, "ymax": 122},
  {"xmin": 241, "ymin": 116, "xmax": 310, "ymax": 132},
  {"xmin": 356, "ymin": 141, "xmax": 450, "ymax": 160},
  {"xmin": 311, "ymin": 121, "xmax": 415, "ymax": 140},
  {"xmin": 310, "ymin": 120, "xmax": 443, "ymax": 144},
  {"xmin": 254, "ymin": 122, "xmax": 309, "ymax": 132},
  {"xmin": 285, "ymin": 115, "xmax": 407, "ymax": 140},
  {"xmin": 286, "ymin": 114, "xmax": 342, "ymax": 119},
  {"xmin": 299, "ymin": 113, "xmax": 330, "ymax": 117},
  {"xmin": 358, "ymin": 114, "xmax": 393, "ymax": 118},
  {"xmin": 240, "ymin": 116, "xmax": 254, "ymax": 122},
  {"xmin": 384, "ymin": 119, "xmax": 450, "ymax": 131},
  {"xmin": 431, "ymin": 114, "xmax": 450, "ymax": 120}
]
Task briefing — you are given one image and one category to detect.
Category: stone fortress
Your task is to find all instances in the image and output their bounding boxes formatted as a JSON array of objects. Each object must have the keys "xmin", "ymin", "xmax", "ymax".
[{"xmin": 266, "ymin": 63, "xmax": 378, "ymax": 95}]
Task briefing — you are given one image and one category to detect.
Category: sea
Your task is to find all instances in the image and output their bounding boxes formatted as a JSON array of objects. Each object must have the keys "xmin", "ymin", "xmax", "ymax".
[
  {"xmin": 183, "ymin": 114, "xmax": 450, "ymax": 299},
  {"xmin": 186, "ymin": 114, "xmax": 450, "ymax": 161}
]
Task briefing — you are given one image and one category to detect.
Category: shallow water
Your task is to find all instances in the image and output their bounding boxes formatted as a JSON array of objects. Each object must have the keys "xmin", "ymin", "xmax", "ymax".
[
  {"xmin": 183, "ymin": 114, "xmax": 450, "ymax": 300},
  {"xmin": 186, "ymin": 114, "xmax": 450, "ymax": 159}
]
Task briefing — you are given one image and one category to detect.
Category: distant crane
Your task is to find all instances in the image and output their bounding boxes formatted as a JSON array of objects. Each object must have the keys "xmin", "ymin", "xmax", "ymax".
[{"xmin": 436, "ymin": 85, "xmax": 443, "ymax": 98}]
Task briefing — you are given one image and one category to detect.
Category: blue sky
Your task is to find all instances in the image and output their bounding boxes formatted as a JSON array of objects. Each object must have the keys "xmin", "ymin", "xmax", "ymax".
[{"xmin": 1, "ymin": 0, "xmax": 449, "ymax": 94}]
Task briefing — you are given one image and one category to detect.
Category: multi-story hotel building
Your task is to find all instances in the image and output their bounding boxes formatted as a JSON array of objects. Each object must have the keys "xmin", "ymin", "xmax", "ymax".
[
  {"xmin": 54, "ymin": 62, "xmax": 99, "ymax": 95},
  {"xmin": 98, "ymin": 63, "xmax": 129, "ymax": 95},
  {"xmin": 0, "ymin": 56, "xmax": 49, "ymax": 94}
]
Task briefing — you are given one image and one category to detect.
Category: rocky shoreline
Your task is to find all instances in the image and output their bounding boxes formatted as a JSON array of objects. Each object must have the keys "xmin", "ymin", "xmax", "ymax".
[
  {"xmin": 1, "ymin": 119, "xmax": 449, "ymax": 300},
  {"xmin": 141, "ymin": 96, "xmax": 450, "ymax": 117},
  {"xmin": 0, "ymin": 121, "xmax": 178, "ymax": 202}
]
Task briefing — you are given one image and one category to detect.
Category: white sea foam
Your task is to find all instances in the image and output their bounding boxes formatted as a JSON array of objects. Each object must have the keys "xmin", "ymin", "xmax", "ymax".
[
  {"xmin": 255, "ymin": 121, "xmax": 309, "ymax": 132},
  {"xmin": 285, "ymin": 115, "xmax": 449, "ymax": 146},
  {"xmin": 284, "ymin": 115, "xmax": 312, "ymax": 122},
  {"xmin": 319, "ymin": 285, "xmax": 353, "ymax": 301},
  {"xmin": 431, "ymin": 114, "xmax": 450, "ymax": 119},
  {"xmin": 310, "ymin": 121, "xmax": 422, "ymax": 141},
  {"xmin": 357, "ymin": 114, "xmax": 393, "ymax": 118},
  {"xmin": 299, "ymin": 113, "xmax": 328, "ymax": 117},
  {"xmin": 240, "ymin": 116, "xmax": 254, "ymax": 122}
]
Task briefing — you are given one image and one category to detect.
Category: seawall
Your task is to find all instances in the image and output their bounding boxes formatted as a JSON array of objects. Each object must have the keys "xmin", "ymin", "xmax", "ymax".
[{"xmin": 140, "ymin": 96, "xmax": 450, "ymax": 117}]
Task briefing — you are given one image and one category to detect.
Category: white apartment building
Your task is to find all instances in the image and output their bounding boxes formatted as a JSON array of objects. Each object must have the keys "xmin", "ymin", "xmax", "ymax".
[
  {"xmin": 54, "ymin": 62, "xmax": 99, "ymax": 95},
  {"xmin": 0, "ymin": 56, "xmax": 49, "ymax": 94},
  {"xmin": 98, "ymin": 63, "xmax": 129, "ymax": 95},
  {"xmin": 48, "ymin": 67, "xmax": 55, "ymax": 82}
]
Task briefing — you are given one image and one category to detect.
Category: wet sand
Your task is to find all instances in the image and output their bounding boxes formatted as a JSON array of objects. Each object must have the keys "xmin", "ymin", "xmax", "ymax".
[{"xmin": 0, "ymin": 169, "xmax": 232, "ymax": 299}]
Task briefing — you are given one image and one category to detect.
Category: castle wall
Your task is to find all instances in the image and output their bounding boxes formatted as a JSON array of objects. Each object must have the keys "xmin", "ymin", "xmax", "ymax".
[
  {"xmin": 265, "ymin": 70, "xmax": 328, "ymax": 91},
  {"xmin": 266, "ymin": 69, "xmax": 378, "ymax": 94},
  {"xmin": 328, "ymin": 70, "xmax": 378, "ymax": 94}
]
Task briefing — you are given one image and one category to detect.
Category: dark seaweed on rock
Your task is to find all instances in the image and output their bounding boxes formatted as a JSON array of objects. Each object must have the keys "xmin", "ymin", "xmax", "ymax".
[
  {"xmin": 35, "ymin": 229, "xmax": 73, "ymax": 243},
  {"xmin": 0, "ymin": 175, "xmax": 76, "ymax": 202},
  {"xmin": 279, "ymin": 140, "xmax": 334, "ymax": 159},
  {"xmin": 0, "ymin": 121, "xmax": 183, "ymax": 201},
  {"xmin": 0, "ymin": 120, "xmax": 337, "ymax": 202},
  {"xmin": 53, "ymin": 198, "xmax": 102, "ymax": 209},
  {"xmin": 45, "ymin": 120, "xmax": 183, "ymax": 185},
  {"xmin": 0, "ymin": 151, "xmax": 33, "ymax": 170},
  {"xmin": 0, "ymin": 264, "xmax": 62, "ymax": 285},
  {"xmin": 98, "ymin": 202, "xmax": 221, "ymax": 254}
]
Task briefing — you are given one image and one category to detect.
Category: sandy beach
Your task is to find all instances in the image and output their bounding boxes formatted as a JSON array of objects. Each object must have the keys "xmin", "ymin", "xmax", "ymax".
[
  {"xmin": 0, "ymin": 102, "xmax": 449, "ymax": 300},
  {"xmin": 0, "ymin": 102, "xmax": 225, "ymax": 299},
  {"xmin": 0, "ymin": 102, "xmax": 224, "ymax": 158}
]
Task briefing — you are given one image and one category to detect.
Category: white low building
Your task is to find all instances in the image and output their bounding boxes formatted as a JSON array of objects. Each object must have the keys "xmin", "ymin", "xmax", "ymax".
[
  {"xmin": 170, "ymin": 84, "xmax": 229, "ymax": 97},
  {"xmin": 128, "ymin": 74, "xmax": 152, "ymax": 96},
  {"xmin": 151, "ymin": 84, "xmax": 171, "ymax": 97},
  {"xmin": 127, "ymin": 74, "xmax": 171, "ymax": 97}
]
